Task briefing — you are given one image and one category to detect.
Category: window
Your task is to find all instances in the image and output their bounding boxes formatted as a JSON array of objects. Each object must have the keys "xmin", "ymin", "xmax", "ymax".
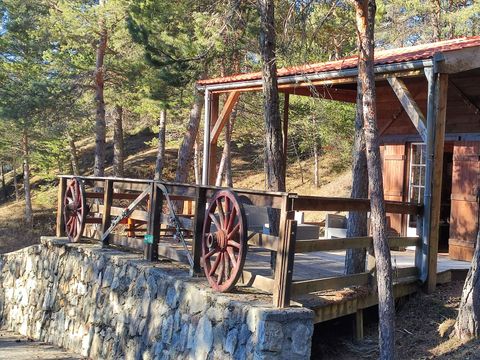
[
  {"xmin": 409, "ymin": 143, "xmax": 426, "ymax": 204},
  {"xmin": 408, "ymin": 143, "xmax": 426, "ymax": 232}
]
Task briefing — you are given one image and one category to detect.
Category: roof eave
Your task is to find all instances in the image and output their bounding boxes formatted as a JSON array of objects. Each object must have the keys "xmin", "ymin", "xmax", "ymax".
[{"xmin": 196, "ymin": 58, "xmax": 434, "ymax": 93}]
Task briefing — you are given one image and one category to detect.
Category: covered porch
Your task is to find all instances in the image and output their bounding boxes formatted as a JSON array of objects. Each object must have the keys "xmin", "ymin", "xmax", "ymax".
[{"xmin": 196, "ymin": 36, "xmax": 480, "ymax": 292}]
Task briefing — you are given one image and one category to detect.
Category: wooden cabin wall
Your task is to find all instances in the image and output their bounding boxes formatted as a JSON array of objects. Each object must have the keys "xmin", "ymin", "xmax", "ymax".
[{"xmin": 449, "ymin": 141, "xmax": 480, "ymax": 261}]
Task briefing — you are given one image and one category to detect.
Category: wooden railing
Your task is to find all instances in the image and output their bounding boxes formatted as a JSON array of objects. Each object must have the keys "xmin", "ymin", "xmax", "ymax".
[{"xmin": 56, "ymin": 175, "xmax": 423, "ymax": 309}]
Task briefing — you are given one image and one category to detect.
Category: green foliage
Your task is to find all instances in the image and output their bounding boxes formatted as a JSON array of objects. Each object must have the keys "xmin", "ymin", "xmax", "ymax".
[{"xmin": 0, "ymin": 0, "xmax": 479, "ymax": 193}]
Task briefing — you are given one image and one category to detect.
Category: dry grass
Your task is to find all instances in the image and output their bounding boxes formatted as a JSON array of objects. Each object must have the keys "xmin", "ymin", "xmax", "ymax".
[
  {"xmin": 315, "ymin": 281, "xmax": 480, "ymax": 360},
  {"xmin": 0, "ymin": 196, "xmax": 56, "ymax": 254}
]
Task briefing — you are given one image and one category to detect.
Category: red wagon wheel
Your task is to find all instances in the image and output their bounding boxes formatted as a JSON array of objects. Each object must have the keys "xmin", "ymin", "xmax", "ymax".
[
  {"xmin": 63, "ymin": 178, "xmax": 86, "ymax": 242},
  {"xmin": 202, "ymin": 190, "xmax": 247, "ymax": 292}
]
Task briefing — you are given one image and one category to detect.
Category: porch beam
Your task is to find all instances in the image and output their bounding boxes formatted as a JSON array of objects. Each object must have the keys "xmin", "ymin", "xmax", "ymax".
[
  {"xmin": 426, "ymin": 73, "xmax": 448, "ymax": 293},
  {"xmin": 201, "ymin": 90, "xmax": 211, "ymax": 185},
  {"xmin": 387, "ymin": 76, "xmax": 427, "ymax": 141},
  {"xmin": 210, "ymin": 91, "xmax": 240, "ymax": 144},
  {"xmin": 282, "ymin": 93, "xmax": 289, "ymax": 179},
  {"xmin": 418, "ymin": 66, "xmax": 448, "ymax": 293},
  {"xmin": 208, "ymin": 94, "xmax": 220, "ymax": 185}
]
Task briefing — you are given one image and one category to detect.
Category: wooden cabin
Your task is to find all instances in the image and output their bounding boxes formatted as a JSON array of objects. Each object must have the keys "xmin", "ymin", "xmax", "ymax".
[{"xmin": 197, "ymin": 36, "xmax": 480, "ymax": 265}]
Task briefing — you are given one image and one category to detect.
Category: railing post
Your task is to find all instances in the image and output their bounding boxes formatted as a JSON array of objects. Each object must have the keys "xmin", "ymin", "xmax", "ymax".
[
  {"xmin": 56, "ymin": 177, "xmax": 67, "ymax": 237},
  {"xmin": 273, "ymin": 195, "xmax": 296, "ymax": 308},
  {"xmin": 414, "ymin": 212, "xmax": 424, "ymax": 276},
  {"xmin": 145, "ymin": 183, "xmax": 162, "ymax": 261},
  {"xmin": 192, "ymin": 186, "xmax": 207, "ymax": 276},
  {"xmin": 101, "ymin": 179, "xmax": 114, "ymax": 247}
]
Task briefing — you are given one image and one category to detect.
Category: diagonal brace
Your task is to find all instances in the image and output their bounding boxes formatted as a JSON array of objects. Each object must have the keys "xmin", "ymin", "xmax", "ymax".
[
  {"xmin": 387, "ymin": 76, "xmax": 427, "ymax": 141},
  {"xmin": 210, "ymin": 91, "xmax": 240, "ymax": 144}
]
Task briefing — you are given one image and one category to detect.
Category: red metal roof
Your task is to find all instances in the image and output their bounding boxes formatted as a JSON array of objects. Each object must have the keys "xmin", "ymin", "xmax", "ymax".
[{"xmin": 198, "ymin": 36, "xmax": 480, "ymax": 86}]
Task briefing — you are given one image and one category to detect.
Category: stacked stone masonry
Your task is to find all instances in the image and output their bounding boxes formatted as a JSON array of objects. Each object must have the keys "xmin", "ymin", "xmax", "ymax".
[{"xmin": 0, "ymin": 237, "xmax": 313, "ymax": 359}]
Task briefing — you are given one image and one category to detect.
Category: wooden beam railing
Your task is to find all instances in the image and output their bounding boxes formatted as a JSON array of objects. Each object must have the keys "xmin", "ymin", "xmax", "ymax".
[
  {"xmin": 295, "ymin": 236, "xmax": 421, "ymax": 253},
  {"xmin": 290, "ymin": 195, "xmax": 422, "ymax": 215},
  {"xmin": 57, "ymin": 175, "xmax": 425, "ymax": 308}
]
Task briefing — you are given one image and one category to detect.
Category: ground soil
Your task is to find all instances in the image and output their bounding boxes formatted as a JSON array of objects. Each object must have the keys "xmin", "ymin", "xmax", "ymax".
[{"xmin": 313, "ymin": 280, "xmax": 480, "ymax": 359}]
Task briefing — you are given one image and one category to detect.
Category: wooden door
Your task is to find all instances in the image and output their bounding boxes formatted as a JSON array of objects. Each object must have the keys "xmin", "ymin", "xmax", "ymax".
[
  {"xmin": 449, "ymin": 141, "xmax": 480, "ymax": 261},
  {"xmin": 382, "ymin": 144, "xmax": 406, "ymax": 236}
]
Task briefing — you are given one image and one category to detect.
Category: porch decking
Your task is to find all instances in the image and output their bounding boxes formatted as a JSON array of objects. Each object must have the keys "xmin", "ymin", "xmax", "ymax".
[{"xmin": 244, "ymin": 248, "xmax": 470, "ymax": 281}]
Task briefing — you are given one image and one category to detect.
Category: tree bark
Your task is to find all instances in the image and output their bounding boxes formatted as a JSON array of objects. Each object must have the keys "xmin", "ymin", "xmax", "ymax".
[
  {"xmin": 93, "ymin": 7, "xmax": 107, "ymax": 177},
  {"xmin": 12, "ymin": 164, "xmax": 19, "ymax": 202},
  {"xmin": 22, "ymin": 131, "xmax": 33, "ymax": 225},
  {"xmin": 345, "ymin": 73, "xmax": 369, "ymax": 275},
  {"xmin": 432, "ymin": 0, "xmax": 441, "ymax": 41},
  {"xmin": 257, "ymin": 0, "xmax": 285, "ymax": 192},
  {"xmin": 155, "ymin": 108, "xmax": 167, "ymax": 180},
  {"xmin": 113, "ymin": 105, "xmax": 125, "ymax": 178},
  {"xmin": 175, "ymin": 89, "xmax": 204, "ymax": 183},
  {"xmin": 353, "ymin": 0, "xmax": 395, "ymax": 358},
  {"xmin": 313, "ymin": 115, "xmax": 320, "ymax": 188},
  {"xmin": 193, "ymin": 140, "xmax": 201, "ymax": 185},
  {"xmin": 215, "ymin": 107, "xmax": 237, "ymax": 187},
  {"xmin": 0, "ymin": 163, "xmax": 6, "ymax": 201},
  {"xmin": 454, "ymin": 195, "xmax": 480, "ymax": 341},
  {"xmin": 68, "ymin": 135, "xmax": 80, "ymax": 176}
]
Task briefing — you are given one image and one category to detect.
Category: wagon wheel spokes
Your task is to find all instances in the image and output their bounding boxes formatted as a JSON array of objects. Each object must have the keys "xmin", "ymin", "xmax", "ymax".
[
  {"xmin": 63, "ymin": 178, "xmax": 86, "ymax": 242},
  {"xmin": 202, "ymin": 190, "xmax": 247, "ymax": 292}
]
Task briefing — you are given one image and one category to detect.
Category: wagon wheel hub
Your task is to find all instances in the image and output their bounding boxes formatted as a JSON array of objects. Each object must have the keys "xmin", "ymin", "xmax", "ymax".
[{"xmin": 201, "ymin": 190, "xmax": 247, "ymax": 293}]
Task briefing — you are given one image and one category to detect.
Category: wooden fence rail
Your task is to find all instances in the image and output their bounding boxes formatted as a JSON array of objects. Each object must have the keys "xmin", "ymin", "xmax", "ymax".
[{"xmin": 56, "ymin": 175, "xmax": 424, "ymax": 309}]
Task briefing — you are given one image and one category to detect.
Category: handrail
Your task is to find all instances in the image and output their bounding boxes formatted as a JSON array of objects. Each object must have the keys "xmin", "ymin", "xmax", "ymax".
[
  {"xmin": 290, "ymin": 195, "xmax": 422, "ymax": 215},
  {"xmin": 295, "ymin": 236, "xmax": 421, "ymax": 253}
]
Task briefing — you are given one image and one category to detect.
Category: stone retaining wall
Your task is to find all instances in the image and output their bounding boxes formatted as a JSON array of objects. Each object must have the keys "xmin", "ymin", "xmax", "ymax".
[{"xmin": 0, "ymin": 237, "xmax": 313, "ymax": 359}]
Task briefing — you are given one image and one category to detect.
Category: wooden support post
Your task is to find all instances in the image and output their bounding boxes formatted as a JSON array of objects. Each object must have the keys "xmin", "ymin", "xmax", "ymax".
[
  {"xmin": 127, "ymin": 218, "xmax": 135, "ymax": 238},
  {"xmin": 282, "ymin": 93, "xmax": 289, "ymax": 178},
  {"xmin": 426, "ymin": 73, "xmax": 448, "ymax": 293},
  {"xmin": 355, "ymin": 309, "xmax": 364, "ymax": 340},
  {"xmin": 202, "ymin": 90, "xmax": 211, "ymax": 186},
  {"xmin": 273, "ymin": 195, "xmax": 296, "ymax": 308},
  {"xmin": 101, "ymin": 179, "xmax": 114, "ymax": 247},
  {"xmin": 208, "ymin": 94, "xmax": 220, "ymax": 185},
  {"xmin": 56, "ymin": 177, "xmax": 67, "ymax": 237},
  {"xmin": 144, "ymin": 183, "xmax": 162, "ymax": 261},
  {"xmin": 192, "ymin": 186, "xmax": 207, "ymax": 275},
  {"xmin": 414, "ymin": 213, "xmax": 424, "ymax": 274}
]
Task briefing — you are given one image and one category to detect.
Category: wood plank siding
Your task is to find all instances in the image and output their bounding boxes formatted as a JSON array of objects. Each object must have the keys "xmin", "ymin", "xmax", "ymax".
[{"xmin": 449, "ymin": 141, "xmax": 480, "ymax": 260}]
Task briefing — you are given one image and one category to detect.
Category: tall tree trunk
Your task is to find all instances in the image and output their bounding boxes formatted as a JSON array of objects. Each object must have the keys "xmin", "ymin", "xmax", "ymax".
[
  {"xmin": 113, "ymin": 105, "xmax": 125, "ymax": 178},
  {"xmin": 345, "ymin": 73, "xmax": 369, "ymax": 275},
  {"xmin": 155, "ymin": 108, "xmax": 167, "ymax": 180},
  {"xmin": 257, "ymin": 0, "xmax": 285, "ymax": 192},
  {"xmin": 93, "ymin": 8, "xmax": 107, "ymax": 177},
  {"xmin": 22, "ymin": 132, "xmax": 33, "ymax": 225},
  {"xmin": 454, "ymin": 194, "xmax": 480, "ymax": 341},
  {"xmin": 175, "ymin": 89, "xmax": 204, "ymax": 183},
  {"xmin": 194, "ymin": 140, "xmax": 201, "ymax": 185},
  {"xmin": 224, "ymin": 112, "xmax": 234, "ymax": 188},
  {"xmin": 353, "ymin": 0, "xmax": 395, "ymax": 358},
  {"xmin": 432, "ymin": 0, "xmax": 441, "ymax": 41},
  {"xmin": 215, "ymin": 108, "xmax": 237, "ymax": 187},
  {"xmin": 0, "ymin": 163, "xmax": 6, "ymax": 201},
  {"xmin": 312, "ymin": 115, "xmax": 320, "ymax": 188},
  {"xmin": 12, "ymin": 164, "xmax": 19, "ymax": 202},
  {"xmin": 258, "ymin": 0, "xmax": 285, "ymax": 273},
  {"xmin": 68, "ymin": 135, "xmax": 80, "ymax": 176}
]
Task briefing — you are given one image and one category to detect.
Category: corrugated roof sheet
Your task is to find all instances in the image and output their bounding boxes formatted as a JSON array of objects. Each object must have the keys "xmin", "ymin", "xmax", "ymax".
[{"xmin": 197, "ymin": 36, "xmax": 480, "ymax": 86}]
